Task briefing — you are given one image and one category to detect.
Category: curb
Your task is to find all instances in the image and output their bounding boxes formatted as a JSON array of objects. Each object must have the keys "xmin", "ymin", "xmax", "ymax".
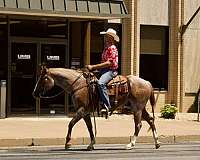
[{"xmin": 0, "ymin": 135, "xmax": 200, "ymax": 147}]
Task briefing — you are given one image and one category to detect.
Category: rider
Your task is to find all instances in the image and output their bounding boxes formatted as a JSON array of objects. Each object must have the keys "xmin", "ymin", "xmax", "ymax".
[{"xmin": 87, "ymin": 28, "xmax": 119, "ymax": 114}]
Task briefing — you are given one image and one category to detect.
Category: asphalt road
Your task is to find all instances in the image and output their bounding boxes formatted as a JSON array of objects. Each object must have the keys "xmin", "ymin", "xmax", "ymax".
[{"xmin": 0, "ymin": 143, "xmax": 200, "ymax": 160}]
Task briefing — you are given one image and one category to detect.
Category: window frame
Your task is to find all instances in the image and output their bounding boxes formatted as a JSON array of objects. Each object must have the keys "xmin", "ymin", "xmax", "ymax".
[{"xmin": 139, "ymin": 25, "xmax": 169, "ymax": 91}]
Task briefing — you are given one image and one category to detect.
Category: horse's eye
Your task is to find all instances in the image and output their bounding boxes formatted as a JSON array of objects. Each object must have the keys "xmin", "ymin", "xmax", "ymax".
[{"xmin": 43, "ymin": 76, "xmax": 48, "ymax": 81}]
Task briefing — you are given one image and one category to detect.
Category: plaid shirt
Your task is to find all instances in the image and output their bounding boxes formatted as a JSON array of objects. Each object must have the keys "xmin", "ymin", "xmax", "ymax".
[{"xmin": 101, "ymin": 44, "xmax": 118, "ymax": 70}]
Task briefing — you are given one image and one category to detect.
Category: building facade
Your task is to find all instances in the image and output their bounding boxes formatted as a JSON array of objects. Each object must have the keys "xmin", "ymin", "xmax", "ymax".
[
  {"xmin": 0, "ymin": 0, "xmax": 199, "ymax": 117},
  {"xmin": 0, "ymin": 0, "xmax": 128, "ymax": 116},
  {"xmin": 122, "ymin": 0, "xmax": 200, "ymax": 112}
]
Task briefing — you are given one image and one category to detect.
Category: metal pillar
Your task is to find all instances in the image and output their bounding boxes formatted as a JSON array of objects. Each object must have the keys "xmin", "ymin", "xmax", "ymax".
[{"xmin": 0, "ymin": 80, "xmax": 6, "ymax": 119}]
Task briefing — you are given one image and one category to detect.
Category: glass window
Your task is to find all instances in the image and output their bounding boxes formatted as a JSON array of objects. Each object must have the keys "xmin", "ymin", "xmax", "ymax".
[
  {"xmin": 10, "ymin": 19, "xmax": 68, "ymax": 38},
  {"xmin": 69, "ymin": 22, "xmax": 82, "ymax": 69},
  {"xmin": 140, "ymin": 25, "xmax": 169, "ymax": 90},
  {"xmin": 0, "ymin": 17, "xmax": 8, "ymax": 80},
  {"xmin": 90, "ymin": 22, "xmax": 122, "ymax": 73},
  {"xmin": 91, "ymin": 22, "xmax": 104, "ymax": 65}
]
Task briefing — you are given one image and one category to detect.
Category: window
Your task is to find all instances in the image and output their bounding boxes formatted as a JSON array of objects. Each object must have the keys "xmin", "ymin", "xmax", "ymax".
[
  {"xmin": 91, "ymin": 22, "xmax": 122, "ymax": 73},
  {"xmin": 140, "ymin": 25, "xmax": 169, "ymax": 90},
  {"xmin": 90, "ymin": 22, "xmax": 105, "ymax": 65},
  {"xmin": 0, "ymin": 17, "xmax": 8, "ymax": 80},
  {"xmin": 10, "ymin": 19, "xmax": 68, "ymax": 38}
]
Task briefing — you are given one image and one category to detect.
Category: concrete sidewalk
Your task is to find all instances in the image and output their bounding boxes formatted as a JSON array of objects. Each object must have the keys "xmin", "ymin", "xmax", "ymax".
[{"xmin": 0, "ymin": 113, "xmax": 200, "ymax": 147}]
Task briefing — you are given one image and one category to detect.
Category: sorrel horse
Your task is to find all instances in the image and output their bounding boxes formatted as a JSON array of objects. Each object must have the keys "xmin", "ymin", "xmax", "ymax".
[{"xmin": 32, "ymin": 67, "xmax": 160, "ymax": 150}]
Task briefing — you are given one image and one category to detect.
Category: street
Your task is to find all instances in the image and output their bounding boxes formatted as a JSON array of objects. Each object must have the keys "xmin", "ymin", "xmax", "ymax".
[{"xmin": 0, "ymin": 143, "xmax": 200, "ymax": 160}]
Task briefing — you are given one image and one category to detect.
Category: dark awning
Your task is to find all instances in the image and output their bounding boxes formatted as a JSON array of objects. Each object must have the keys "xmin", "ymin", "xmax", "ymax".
[{"xmin": 0, "ymin": 0, "xmax": 129, "ymax": 19}]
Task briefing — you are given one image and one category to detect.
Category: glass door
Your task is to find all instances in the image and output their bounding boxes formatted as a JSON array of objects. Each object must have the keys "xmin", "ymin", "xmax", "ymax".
[
  {"xmin": 11, "ymin": 43, "xmax": 37, "ymax": 114},
  {"xmin": 40, "ymin": 44, "xmax": 66, "ymax": 115}
]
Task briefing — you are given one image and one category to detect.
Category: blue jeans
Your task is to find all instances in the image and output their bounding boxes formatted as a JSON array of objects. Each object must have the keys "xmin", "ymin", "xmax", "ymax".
[{"xmin": 97, "ymin": 69, "xmax": 116, "ymax": 109}]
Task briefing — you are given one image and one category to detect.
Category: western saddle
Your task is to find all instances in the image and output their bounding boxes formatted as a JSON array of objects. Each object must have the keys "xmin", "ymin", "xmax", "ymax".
[
  {"xmin": 107, "ymin": 75, "xmax": 129, "ymax": 105},
  {"xmin": 84, "ymin": 70, "xmax": 129, "ymax": 105}
]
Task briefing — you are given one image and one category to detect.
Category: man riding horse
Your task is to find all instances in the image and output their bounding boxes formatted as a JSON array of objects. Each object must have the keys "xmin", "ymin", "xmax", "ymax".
[
  {"xmin": 32, "ymin": 28, "xmax": 161, "ymax": 150},
  {"xmin": 87, "ymin": 28, "xmax": 119, "ymax": 116}
]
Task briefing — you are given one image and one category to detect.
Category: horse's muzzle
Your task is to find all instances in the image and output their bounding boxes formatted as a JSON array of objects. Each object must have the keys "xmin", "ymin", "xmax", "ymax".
[
  {"xmin": 32, "ymin": 90, "xmax": 42, "ymax": 99},
  {"xmin": 32, "ymin": 91, "xmax": 38, "ymax": 99}
]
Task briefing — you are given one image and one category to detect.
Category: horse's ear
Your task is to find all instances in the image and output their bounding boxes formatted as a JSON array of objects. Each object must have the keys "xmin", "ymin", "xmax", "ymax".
[
  {"xmin": 40, "ymin": 65, "xmax": 48, "ymax": 75},
  {"xmin": 41, "ymin": 62, "xmax": 48, "ymax": 70},
  {"xmin": 44, "ymin": 66, "xmax": 48, "ymax": 73},
  {"xmin": 41, "ymin": 64, "xmax": 46, "ymax": 71}
]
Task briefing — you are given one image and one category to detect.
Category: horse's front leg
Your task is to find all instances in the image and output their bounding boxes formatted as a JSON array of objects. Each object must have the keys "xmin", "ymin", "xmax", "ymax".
[
  {"xmin": 83, "ymin": 114, "xmax": 96, "ymax": 151},
  {"xmin": 65, "ymin": 107, "xmax": 85, "ymax": 149}
]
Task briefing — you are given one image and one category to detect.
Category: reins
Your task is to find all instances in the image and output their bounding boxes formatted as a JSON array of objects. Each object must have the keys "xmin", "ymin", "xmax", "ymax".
[
  {"xmin": 87, "ymin": 72, "xmax": 97, "ymax": 137},
  {"xmin": 39, "ymin": 90, "xmax": 65, "ymax": 99},
  {"xmin": 33, "ymin": 75, "xmax": 64, "ymax": 99}
]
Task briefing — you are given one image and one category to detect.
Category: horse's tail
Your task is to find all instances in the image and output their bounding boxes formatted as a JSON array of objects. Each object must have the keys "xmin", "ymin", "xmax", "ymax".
[{"xmin": 150, "ymin": 88, "xmax": 156, "ymax": 120}]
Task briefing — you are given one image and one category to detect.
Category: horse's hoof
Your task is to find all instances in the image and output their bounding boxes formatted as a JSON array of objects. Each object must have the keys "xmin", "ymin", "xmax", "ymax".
[
  {"xmin": 87, "ymin": 145, "xmax": 94, "ymax": 151},
  {"xmin": 100, "ymin": 110, "xmax": 109, "ymax": 119},
  {"xmin": 105, "ymin": 114, "xmax": 108, "ymax": 119},
  {"xmin": 65, "ymin": 143, "xmax": 72, "ymax": 150},
  {"xmin": 126, "ymin": 146, "xmax": 134, "ymax": 150},
  {"xmin": 155, "ymin": 143, "xmax": 161, "ymax": 149},
  {"xmin": 125, "ymin": 143, "xmax": 134, "ymax": 150}
]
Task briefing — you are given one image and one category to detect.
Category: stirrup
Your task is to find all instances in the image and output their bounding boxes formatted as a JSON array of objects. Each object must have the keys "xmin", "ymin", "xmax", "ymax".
[
  {"xmin": 101, "ymin": 104, "xmax": 111, "ymax": 116},
  {"xmin": 104, "ymin": 104, "xmax": 110, "ymax": 112}
]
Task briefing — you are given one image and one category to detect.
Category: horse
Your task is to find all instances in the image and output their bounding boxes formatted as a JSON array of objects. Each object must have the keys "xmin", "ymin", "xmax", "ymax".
[{"xmin": 32, "ymin": 66, "xmax": 160, "ymax": 150}]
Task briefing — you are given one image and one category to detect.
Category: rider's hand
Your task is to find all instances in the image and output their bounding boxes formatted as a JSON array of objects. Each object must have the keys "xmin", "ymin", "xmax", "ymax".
[{"xmin": 87, "ymin": 65, "xmax": 93, "ymax": 71}]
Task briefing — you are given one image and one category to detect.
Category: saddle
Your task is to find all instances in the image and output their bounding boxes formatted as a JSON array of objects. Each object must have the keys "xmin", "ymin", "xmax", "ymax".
[
  {"xmin": 107, "ymin": 75, "xmax": 128, "ymax": 96},
  {"xmin": 84, "ymin": 70, "xmax": 129, "ymax": 105}
]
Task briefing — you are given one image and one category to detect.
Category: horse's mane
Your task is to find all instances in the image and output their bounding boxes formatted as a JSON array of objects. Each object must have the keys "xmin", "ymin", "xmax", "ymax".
[
  {"xmin": 48, "ymin": 67, "xmax": 90, "ymax": 81},
  {"xmin": 49, "ymin": 67, "xmax": 83, "ymax": 75}
]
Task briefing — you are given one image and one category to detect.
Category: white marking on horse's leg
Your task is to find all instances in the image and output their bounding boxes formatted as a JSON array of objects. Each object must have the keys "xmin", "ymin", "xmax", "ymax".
[
  {"xmin": 153, "ymin": 130, "xmax": 161, "ymax": 149},
  {"xmin": 153, "ymin": 130, "xmax": 158, "ymax": 141},
  {"xmin": 126, "ymin": 135, "xmax": 137, "ymax": 150}
]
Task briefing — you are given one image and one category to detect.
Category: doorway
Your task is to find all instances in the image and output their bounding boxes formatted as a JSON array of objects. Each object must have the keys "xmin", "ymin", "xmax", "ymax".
[
  {"xmin": 9, "ymin": 37, "xmax": 68, "ymax": 115},
  {"xmin": 11, "ymin": 43, "xmax": 37, "ymax": 114},
  {"xmin": 40, "ymin": 43, "xmax": 66, "ymax": 115}
]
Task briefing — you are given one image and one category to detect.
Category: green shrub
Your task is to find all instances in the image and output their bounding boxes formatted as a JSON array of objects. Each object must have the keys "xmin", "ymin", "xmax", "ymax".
[{"xmin": 160, "ymin": 104, "xmax": 178, "ymax": 119}]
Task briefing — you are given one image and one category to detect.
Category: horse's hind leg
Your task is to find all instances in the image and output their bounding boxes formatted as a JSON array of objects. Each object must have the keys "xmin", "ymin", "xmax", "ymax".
[
  {"xmin": 83, "ymin": 114, "xmax": 96, "ymax": 151},
  {"xmin": 126, "ymin": 110, "xmax": 142, "ymax": 150},
  {"xmin": 65, "ymin": 107, "xmax": 84, "ymax": 149},
  {"xmin": 142, "ymin": 109, "xmax": 160, "ymax": 149}
]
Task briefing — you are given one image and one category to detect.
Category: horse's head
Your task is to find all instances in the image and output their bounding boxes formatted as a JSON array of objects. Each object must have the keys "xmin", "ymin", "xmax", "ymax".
[{"xmin": 32, "ymin": 66, "xmax": 55, "ymax": 98}]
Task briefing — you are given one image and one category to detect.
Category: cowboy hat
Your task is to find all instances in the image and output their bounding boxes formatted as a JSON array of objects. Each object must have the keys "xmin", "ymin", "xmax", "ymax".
[{"xmin": 100, "ymin": 28, "xmax": 120, "ymax": 42}]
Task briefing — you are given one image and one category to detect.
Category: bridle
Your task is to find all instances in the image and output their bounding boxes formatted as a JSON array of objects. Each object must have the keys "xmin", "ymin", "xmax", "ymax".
[
  {"xmin": 33, "ymin": 74, "xmax": 65, "ymax": 99},
  {"xmin": 34, "ymin": 71, "xmax": 85, "ymax": 99}
]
